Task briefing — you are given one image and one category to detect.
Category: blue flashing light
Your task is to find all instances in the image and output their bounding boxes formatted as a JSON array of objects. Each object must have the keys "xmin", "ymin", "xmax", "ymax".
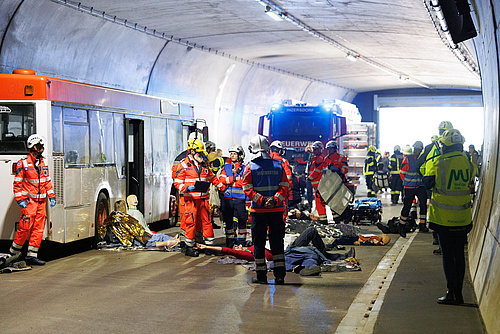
[{"xmin": 271, "ymin": 103, "xmax": 282, "ymax": 112}]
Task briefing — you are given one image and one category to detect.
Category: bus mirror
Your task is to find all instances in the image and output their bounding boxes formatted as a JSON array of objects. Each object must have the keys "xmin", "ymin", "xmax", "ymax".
[
  {"xmin": 0, "ymin": 106, "xmax": 12, "ymax": 113},
  {"xmin": 202, "ymin": 126, "xmax": 209, "ymax": 142}
]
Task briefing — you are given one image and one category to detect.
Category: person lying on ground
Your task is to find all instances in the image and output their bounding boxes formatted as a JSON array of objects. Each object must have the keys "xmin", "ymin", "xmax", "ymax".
[
  {"xmin": 99, "ymin": 200, "xmax": 179, "ymax": 249},
  {"xmin": 196, "ymin": 227, "xmax": 355, "ymax": 270},
  {"xmin": 332, "ymin": 233, "xmax": 391, "ymax": 246}
]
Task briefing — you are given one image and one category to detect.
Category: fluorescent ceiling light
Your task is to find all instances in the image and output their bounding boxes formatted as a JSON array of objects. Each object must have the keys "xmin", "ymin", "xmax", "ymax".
[
  {"xmin": 266, "ymin": 6, "xmax": 283, "ymax": 21},
  {"xmin": 346, "ymin": 54, "xmax": 358, "ymax": 62}
]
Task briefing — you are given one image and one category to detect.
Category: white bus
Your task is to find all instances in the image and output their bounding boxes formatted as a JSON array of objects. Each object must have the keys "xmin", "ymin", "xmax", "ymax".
[{"xmin": 0, "ymin": 69, "xmax": 198, "ymax": 243}]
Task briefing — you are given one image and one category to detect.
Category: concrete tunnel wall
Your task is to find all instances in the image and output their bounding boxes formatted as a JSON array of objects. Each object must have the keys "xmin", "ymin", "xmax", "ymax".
[
  {"xmin": 0, "ymin": 0, "xmax": 499, "ymax": 331},
  {"xmin": 0, "ymin": 0, "xmax": 356, "ymax": 153}
]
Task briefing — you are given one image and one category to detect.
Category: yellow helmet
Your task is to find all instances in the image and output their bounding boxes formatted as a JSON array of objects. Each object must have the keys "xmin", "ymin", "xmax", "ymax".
[
  {"xmin": 440, "ymin": 129, "xmax": 465, "ymax": 147},
  {"xmin": 431, "ymin": 135, "xmax": 439, "ymax": 143},
  {"xmin": 438, "ymin": 121, "xmax": 453, "ymax": 135},
  {"xmin": 187, "ymin": 138, "xmax": 205, "ymax": 152},
  {"xmin": 368, "ymin": 145, "xmax": 376, "ymax": 153}
]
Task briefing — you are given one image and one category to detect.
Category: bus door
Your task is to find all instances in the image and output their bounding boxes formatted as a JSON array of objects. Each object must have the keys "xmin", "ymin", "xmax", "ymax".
[{"xmin": 125, "ymin": 119, "xmax": 145, "ymax": 214}]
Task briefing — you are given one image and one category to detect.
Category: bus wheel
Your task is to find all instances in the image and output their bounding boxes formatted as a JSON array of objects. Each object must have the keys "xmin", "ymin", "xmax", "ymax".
[{"xmin": 94, "ymin": 192, "xmax": 109, "ymax": 247}]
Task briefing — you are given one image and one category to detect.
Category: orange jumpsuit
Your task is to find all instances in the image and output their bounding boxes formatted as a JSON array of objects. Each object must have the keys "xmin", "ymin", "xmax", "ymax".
[
  {"xmin": 308, "ymin": 154, "xmax": 327, "ymax": 221},
  {"xmin": 174, "ymin": 155, "xmax": 226, "ymax": 247},
  {"xmin": 11, "ymin": 153, "xmax": 55, "ymax": 258}
]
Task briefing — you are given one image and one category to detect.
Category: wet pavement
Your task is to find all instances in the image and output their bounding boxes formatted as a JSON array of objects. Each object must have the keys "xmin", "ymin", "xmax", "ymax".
[{"xmin": 0, "ymin": 192, "xmax": 486, "ymax": 333}]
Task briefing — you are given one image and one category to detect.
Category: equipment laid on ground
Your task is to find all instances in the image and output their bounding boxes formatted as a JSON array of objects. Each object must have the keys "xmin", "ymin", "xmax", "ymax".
[{"xmin": 351, "ymin": 197, "xmax": 382, "ymax": 225}]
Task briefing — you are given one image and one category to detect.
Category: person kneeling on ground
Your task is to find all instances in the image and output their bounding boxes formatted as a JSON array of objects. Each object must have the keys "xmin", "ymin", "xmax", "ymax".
[{"xmin": 100, "ymin": 200, "xmax": 179, "ymax": 249}]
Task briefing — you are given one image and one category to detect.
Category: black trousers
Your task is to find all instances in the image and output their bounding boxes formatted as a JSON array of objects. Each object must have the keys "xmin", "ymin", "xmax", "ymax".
[
  {"xmin": 251, "ymin": 211, "xmax": 285, "ymax": 280},
  {"xmin": 223, "ymin": 199, "xmax": 248, "ymax": 247},
  {"xmin": 433, "ymin": 224, "xmax": 471, "ymax": 292},
  {"xmin": 401, "ymin": 186, "xmax": 427, "ymax": 218},
  {"xmin": 292, "ymin": 227, "xmax": 345, "ymax": 261}
]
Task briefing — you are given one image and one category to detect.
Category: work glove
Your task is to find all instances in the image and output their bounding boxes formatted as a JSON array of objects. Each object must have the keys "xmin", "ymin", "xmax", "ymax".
[
  {"xmin": 186, "ymin": 185, "xmax": 196, "ymax": 192},
  {"xmin": 50, "ymin": 198, "xmax": 56, "ymax": 207},
  {"xmin": 17, "ymin": 199, "xmax": 28, "ymax": 209},
  {"xmin": 329, "ymin": 166, "xmax": 340, "ymax": 173}
]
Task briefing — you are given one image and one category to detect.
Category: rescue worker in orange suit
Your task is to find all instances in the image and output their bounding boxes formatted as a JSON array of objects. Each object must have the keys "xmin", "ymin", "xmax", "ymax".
[
  {"xmin": 242, "ymin": 135, "xmax": 289, "ymax": 285},
  {"xmin": 306, "ymin": 141, "xmax": 327, "ymax": 224},
  {"xmin": 324, "ymin": 140, "xmax": 348, "ymax": 183},
  {"xmin": 269, "ymin": 140, "xmax": 292, "ymax": 220},
  {"xmin": 389, "ymin": 145, "xmax": 404, "ymax": 204},
  {"xmin": 219, "ymin": 145, "xmax": 248, "ymax": 247},
  {"xmin": 399, "ymin": 143, "xmax": 428, "ymax": 238},
  {"xmin": 364, "ymin": 145, "xmax": 378, "ymax": 197},
  {"xmin": 9, "ymin": 134, "xmax": 56, "ymax": 266},
  {"xmin": 174, "ymin": 139, "xmax": 226, "ymax": 257}
]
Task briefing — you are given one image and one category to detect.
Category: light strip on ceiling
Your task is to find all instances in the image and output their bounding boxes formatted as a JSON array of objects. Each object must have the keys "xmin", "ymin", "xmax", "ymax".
[{"xmin": 255, "ymin": 0, "xmax": 431, "ymax": 89}]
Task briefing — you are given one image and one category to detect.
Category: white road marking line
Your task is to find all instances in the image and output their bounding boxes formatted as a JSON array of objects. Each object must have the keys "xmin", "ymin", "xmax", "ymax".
[{"xmin": 335, "ymin": 232, "xmax": 417, "ymax": 334}]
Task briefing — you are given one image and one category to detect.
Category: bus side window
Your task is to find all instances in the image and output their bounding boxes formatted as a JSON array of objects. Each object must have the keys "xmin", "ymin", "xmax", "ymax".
[
  {"xmin": 63, "ymin": 108, "xmax": 90, "ymax": 166},
  {"xmin": 52, "ymin": 106, "xmax": 63, "ymax": 153}
]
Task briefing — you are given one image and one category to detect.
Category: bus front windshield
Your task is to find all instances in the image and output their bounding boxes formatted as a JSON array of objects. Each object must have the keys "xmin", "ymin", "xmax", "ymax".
[
  {"xmin": 0, "ymin": 103, "xmax": 35, "ymax": 154},
  {"xmin": 271, "ymin": 112, "xmax": 330, "ymax": 141}
]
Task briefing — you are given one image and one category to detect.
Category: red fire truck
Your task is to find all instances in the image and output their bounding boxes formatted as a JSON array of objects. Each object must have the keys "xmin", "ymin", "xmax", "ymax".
[{"xmin": 258, "ymin": 100, "xmax": 348, "ymax": 173}]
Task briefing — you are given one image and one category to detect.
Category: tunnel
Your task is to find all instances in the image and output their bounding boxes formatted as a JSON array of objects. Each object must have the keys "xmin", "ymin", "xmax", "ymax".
[{"xmin": 0, "ymin": 0, "xmax": 499, "ymax": 332}]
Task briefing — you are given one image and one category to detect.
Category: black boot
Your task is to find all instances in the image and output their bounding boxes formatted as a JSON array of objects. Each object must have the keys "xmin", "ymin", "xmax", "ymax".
[
  {"xmin": 184, "ymin": 246, "xmax": 199, "ymax": 257},
  {"xmin": 376, "ymin": 222, "xmax": 390, "ymax": 234},
  {"xmin": 437, "ymin": 290, "xmax": 463, "ymax": 305},
  {"xmin": 399, "ymin": 223, "xmax": 406, "ymax": 238},
  {"xmin": 419, "ymin": 223, "xmax": 429, "ymax": 232},
  {"xmin": 251, "ymin": 272, "xmax": 268, "ymax": 284},
  {"xmin": 25, "ymin": 256, "xmax": 46, "ymax": 266}
]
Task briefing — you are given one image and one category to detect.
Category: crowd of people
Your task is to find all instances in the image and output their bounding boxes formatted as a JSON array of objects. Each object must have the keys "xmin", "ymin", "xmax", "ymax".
[
  {"xmin": 364, "ymin": 120, "xmax": 479, "ymax": 305},
  {"xmin": 1, "ymin": 120, "xmax": 479, "ymax": 304}
]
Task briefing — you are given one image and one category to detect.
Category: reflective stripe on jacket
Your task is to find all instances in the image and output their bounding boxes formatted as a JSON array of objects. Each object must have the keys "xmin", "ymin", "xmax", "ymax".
[
  {"xmin": 364, "ymin": 152, "xmax": 377, "ymax": 175},
  {"xmin": 270, "ymin": 151, "xmax": 292, "ymax": 190},
  {"xmin": 389, "ymin": 152, "xmax": 403, "ymax": 175},
  {"xmin": 428, "ymin": 151, "xmax": 476, "ymax": 227},
  {"xmin": 325, "ymin": 152, "xmax": 348, "ymax": 178},
  {"xmin": 400, "ymin": 155, "xmax": 424, "ymax": 188},
  {"xmin": 242, "ymin": 158, "xmax": 288, "ymax": 213},
  {"xmin": 220, "ymin": 161, "xmax": 246, "ymax": 200},
  {"xmin": 13, "ymin": 153, "xmax": 55, "ymax": 202},
  {"xmin": 417, "ymin": 142, "xmax": 440, "ymax": 177},
  {"xmin": 173, "ymin": 156, "xmax": 224, "ymax": 199},
  {"xmin": 307, "ymin": 154, "xmax": 325, "ymax": 188}
]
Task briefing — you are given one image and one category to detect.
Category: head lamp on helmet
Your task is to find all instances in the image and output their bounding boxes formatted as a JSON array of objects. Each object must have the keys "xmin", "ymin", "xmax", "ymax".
[
  {"xmin": 440, "ymin": 129, "xmax": 465, "ymax": 147},
  {"xmin": 438, "ymin": 121, "xmax": 453, "ymax": 135}
]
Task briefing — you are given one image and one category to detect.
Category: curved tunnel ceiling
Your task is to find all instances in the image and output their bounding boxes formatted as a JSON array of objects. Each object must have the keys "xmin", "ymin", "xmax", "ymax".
[{"xmin": 47, "ymin": 0, "xmax": 481, "ymax": 91}]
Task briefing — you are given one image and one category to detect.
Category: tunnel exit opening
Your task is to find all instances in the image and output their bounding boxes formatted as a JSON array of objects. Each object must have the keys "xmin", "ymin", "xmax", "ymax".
[{"xmin": 378, "ymin": 106, "xmax": 484, "ymax": 154}]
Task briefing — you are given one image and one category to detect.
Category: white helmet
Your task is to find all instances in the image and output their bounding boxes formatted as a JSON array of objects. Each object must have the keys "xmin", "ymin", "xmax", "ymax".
[
  {"xmin": 403, "ymin": 145, "xmax": 413, "ymax": 155},
  {"xmin": 311, "ymin": 141, "xmax": 324, "ymax": 151},
  {"xmin": 27, "ymin": 134, "xmax": 46, "ymax": 149},
  {"xmin": 326, "ymin": 140, "xmax": 338, "ymax": 151},
  {"xmin": 248, "ymin": 135, "xmax": 270, "ymax": 159},
  {"xmin": 270, "ymin": 140, "xmax": 283, "ymax": 150}
]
